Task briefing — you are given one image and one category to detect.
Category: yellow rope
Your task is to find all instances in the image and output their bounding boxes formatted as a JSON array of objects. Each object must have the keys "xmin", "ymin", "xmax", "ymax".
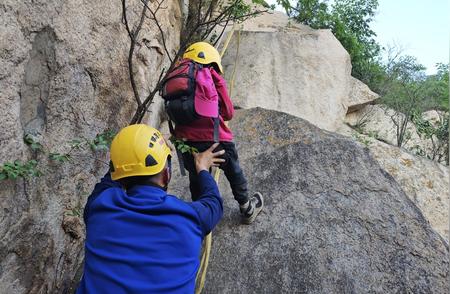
[
  {"xmin": 195, "ymin": 26, "xmax": 241, "ymax": 294},
  {"xmin": 228, "ymin": 28, "xmax": 241, "ymax": 99},
  {"xmin": 220, "ymin": 24, "xmax": 237, "ymax": 58},
  {"xmin": 195, "ymin": 232, "xmax": 212, "ymax": 294},
  {"xmin": 194, "ymin": 167, "xmax": 219, "ymax": 294}
]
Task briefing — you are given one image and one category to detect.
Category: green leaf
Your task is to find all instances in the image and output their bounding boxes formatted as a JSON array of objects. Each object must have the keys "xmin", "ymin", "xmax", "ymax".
[
  {"xmin": 24, "ymin": 134, "xmax": 43, "ymax": 151},
  {"xmin": 90, "ymin": 130, "xmax": 116, "ymax": 151},
  {"xmin": 49, "ymin": 153, "xmax": 71, "ymax": 163},
  {"xmin": 69, "ymin": 139, "xmax": 84, "ymax": 150}
]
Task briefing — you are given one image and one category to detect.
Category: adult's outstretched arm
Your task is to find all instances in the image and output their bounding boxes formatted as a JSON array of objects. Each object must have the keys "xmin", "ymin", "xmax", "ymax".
[{"xmin": 189, "ymin": 170, "xmax": 223, "ymax": 237}]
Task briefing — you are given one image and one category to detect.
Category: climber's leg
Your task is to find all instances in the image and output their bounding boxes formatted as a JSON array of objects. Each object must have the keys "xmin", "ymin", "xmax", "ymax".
[
  {"xmin": 220, "ymin": 142, "xmax": 248, "ymax": 204},
  {"xmin": 221, "ymin": 142, "xmax": 264, "ymax": 224},
  {"xmin": 180, "ymin": 146, "xmax": 202, "ymax": 201}
]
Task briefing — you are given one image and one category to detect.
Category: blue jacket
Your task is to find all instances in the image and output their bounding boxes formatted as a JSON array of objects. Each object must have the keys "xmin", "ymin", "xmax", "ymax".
[{"xmin": 76, "ymin": 170, "xmax": 223, "ymax": 294}]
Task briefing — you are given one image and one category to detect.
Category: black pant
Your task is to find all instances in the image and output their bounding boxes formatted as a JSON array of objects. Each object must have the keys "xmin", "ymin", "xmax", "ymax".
[{"xmin": 181, "ymin": 141, "xmax": 249, "ymax": 205}]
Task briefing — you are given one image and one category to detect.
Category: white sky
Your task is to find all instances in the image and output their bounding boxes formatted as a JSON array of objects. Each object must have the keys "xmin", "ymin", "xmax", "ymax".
[
  {"xmin": 373, "ymin": 0, "xmax": 448, "ymax": 74},
  {"xmin": 267, "ymin": 0, "xmax": 449, "ymax": 74}
]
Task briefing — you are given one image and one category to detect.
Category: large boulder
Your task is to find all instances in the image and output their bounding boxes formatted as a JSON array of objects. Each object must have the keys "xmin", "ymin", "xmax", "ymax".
[
  {"xmin": 0, "ymin": 0, "xmax": 181, "ymax": 292},
  {"xmin": 338, "ymin": 124, "xmax": 449, "ymax": 242},
  {"xmin": 232, "ymin": 108, "xmax": 448, "ymax": 242},
  {"xmin": 363, "ymin": 139, "xmax": 449, "ymax": 242},
  {"xmin": 169, "ymin": 108, "xmax": 448, "ymax": 293},
  {"xmin": 220, "ymin": 12, "xmax": 378, "ymax": 132},
  {"xmin": 235, "ymin": 105, "xmax": 449, "ymax": 243}
]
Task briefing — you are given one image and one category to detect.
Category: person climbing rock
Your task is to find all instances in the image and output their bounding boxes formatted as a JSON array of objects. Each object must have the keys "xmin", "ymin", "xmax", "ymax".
[
  {"xmin": 163, "ymin": 41, "xmax": 264, "ymax": 224},
  {"xmin": 76, "ymin": 124, "xmax": 225, "ymax": 293}
]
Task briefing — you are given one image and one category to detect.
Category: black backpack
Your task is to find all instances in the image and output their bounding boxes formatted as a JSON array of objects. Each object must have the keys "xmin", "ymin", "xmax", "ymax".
[{"xmin": 161, "ymin": 59, "xmax": 219, "ymax": 142}]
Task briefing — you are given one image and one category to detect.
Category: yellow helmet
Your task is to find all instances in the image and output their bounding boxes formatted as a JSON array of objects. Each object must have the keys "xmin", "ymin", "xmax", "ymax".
[
  {"xmin": 110, "ymin": 124, "xmax": 171, "ymax": 181},
  {"xmin": 183, "ymin": 42, "xmax": 223, "ymax": 74}
]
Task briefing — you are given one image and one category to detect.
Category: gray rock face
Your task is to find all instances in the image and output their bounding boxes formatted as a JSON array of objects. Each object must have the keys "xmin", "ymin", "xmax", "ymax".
[
  {"xmin": 0, "ymin": 1, "xmax": 181, "ymax": 292},
  {"xmin": 363, "ymin": 138, "xmax": 449, "ymax": 242},
  {"xmin": 170, "ymin": 108, "xmax": 449, "ymax": 293}
]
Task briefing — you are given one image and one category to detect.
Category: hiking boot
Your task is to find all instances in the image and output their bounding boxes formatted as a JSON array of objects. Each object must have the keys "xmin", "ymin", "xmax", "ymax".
[{"xmin": 240, "ymin": 192, "xmax": 264, "ymax": 224}]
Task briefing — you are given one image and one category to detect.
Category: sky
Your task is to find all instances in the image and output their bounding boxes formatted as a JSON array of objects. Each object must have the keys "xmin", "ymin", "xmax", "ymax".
[
  {"xmin": 373, "ymin": 0, "xmax": 449, "ymax": 74},
  {"xmin": 268, "ymin": 0, "xmax": 449, "ymax": 74}
]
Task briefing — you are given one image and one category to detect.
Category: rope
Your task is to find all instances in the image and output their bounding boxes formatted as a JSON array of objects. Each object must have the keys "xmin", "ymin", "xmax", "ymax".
[
  {"xmin": 195, "ymin": 26, "xmax": 242, "ymax": 294},
  {"xmin": 194, "ymin": 232, "xmax": 212, "ymax": 294},
  {"xmin": 228, "ymin": 29, "xmax": 241, "ymax": 99},
  {"xmin": 194, "ymin": 165, "xmax": 219, "ymax": 293},
  {"xmin": 220, "ymin": 24, "xmax": 237, "ymax": 58}
]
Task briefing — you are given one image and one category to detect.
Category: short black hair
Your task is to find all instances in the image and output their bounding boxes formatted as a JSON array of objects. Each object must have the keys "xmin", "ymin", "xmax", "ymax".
[
  {"xmin": 118, "ymin": 175, "xmax": 158, "ymax": 190},
  {"xmin": 208, "ymin": 63, "xmax": 221, "ymax": 73}
]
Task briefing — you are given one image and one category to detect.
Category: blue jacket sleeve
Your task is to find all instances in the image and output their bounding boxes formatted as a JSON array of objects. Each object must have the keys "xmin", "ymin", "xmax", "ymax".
[
  {"xmin": 83, "ymin": 172, "xmax": 122, "ymax": 224},
  {"xmin": 188, "ymin": 170, "xmax": 223, "ymax": 237}
]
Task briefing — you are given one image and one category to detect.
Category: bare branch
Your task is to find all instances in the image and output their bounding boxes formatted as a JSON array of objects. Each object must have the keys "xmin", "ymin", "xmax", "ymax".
[
  {"xmin": 213, "ymin": 20, "xmax": 230, "ymax": 47},
  {"xmin": 125, "ymin": 0, "xmax": 267, "ymax": 125},
  {"xmin": 199, "ymin": 0, "xmax": 238, "ymax": 28},
  {"xmin": 200, "ymin": 9, "xmax": 267, "ymax": 27},
  {"xmin": 140, "ymin": 0, "xmax": 174, "ymax": 63},
  {"xmin": 202, "ymin": 0, "xmax": 215, "ymax": 24},
  {"xmin": 153, "ymin": 0, "xmax": 167, "ymax": 15},
  {"xmin": 197, "ymin": 0, "xmax": 203, "ymax": 25},
  {"xmin": 121, "ymin": 0, "xmax": 134, "ymax": 40},
  {"xmin": 130, "ymin": 67, "xmax": 168, "ymax": 124},
  {"xmin": 208, "ymin": 0, "xmax": 218, "ymax": 19},
  {"xmin": 122, "ymin": 0, "xmax": 150, "ymax": 107}
]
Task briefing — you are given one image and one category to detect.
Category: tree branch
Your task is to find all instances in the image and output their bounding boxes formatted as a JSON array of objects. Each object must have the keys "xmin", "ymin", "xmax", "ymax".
[
  {"xmin": 213, "ymin": 20, "xmax": 230, "ymax": 47},
  {"xmin": 124, "ymin": 0, "xmax": 266, "ymax": 126},
  {"xmin": 140, "ymin": 0, "xmax": 174, "ymax": 63},
  {"xmin": 122, "ymin": 0, "xmax": 149, "ymax": 107},
  {"xmin": 121, "ymin": 0, "xmax": 134, "ymax": 40}
]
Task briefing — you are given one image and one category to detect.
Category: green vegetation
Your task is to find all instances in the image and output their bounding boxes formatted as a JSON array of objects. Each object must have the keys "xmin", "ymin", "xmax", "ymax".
[
  {"xmin": 49, "ymin": 153, "xmax": 72, "ymax": 163},
  {"xmin": 89, "ymin": 130, "xmax": 116, "ymax": 151},
  {"xmin": 0, "ymin": 160, "xmax": 42, "ymax": 180},
  {"xmin": 420, "ymin": 63, "xmax": 449, "ymax": 111},
  {"xmin": 378, "ymin": 53, "xmax": 449, "ymax": 148},
  {"xmin": 48, "ymin": 130, "xmax": 116, "ymax": 164},
  {"xmin": 1, "ymin": 130, "xmax": 116, "ymax": 181},
  {"xmin": 352, "ymin": 132, "xmax": 372, "ymax": 147},
  {"xmin": 412, "ymin": 111, "xmax": 449, "ymax": 164},
  {"xmin": 66, "ymin": 205, "xmax": 83, "ymax": 218},
  {"xmin": 24, "ymin": 134, "xmax": 43, "ymax": 152},
  {"xmin": 170, "ymin": 138, "xmax": 199, "ymax": 154}
]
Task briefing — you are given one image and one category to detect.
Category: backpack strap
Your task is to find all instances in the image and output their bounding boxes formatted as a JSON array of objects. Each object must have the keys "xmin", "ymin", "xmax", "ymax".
[
  {"xmin": 213, "ymin": 96, "xmax": 220, "ymax": 143},
  {"xmin": 168, "ymin": 119, "xmax": 186, "ymax": 176},
  {"xmin": 213, "ymin": 117, "xmax": 219, "ymax": 143}
]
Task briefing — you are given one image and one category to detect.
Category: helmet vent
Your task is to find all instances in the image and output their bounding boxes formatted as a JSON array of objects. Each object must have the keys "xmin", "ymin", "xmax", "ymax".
[
  {"xmin": 197, "ymin": 52, "xmax": 205, "ymax": 59},
  {"xmin": 145, "ymin": 154, "xmax": 158, "ymax": 167}
]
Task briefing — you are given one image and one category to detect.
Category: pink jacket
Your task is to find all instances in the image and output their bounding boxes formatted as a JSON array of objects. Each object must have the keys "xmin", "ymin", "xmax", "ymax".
[{"xmin": 174, "ymin": 67, "xmax": 234, "ymax": 142}]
